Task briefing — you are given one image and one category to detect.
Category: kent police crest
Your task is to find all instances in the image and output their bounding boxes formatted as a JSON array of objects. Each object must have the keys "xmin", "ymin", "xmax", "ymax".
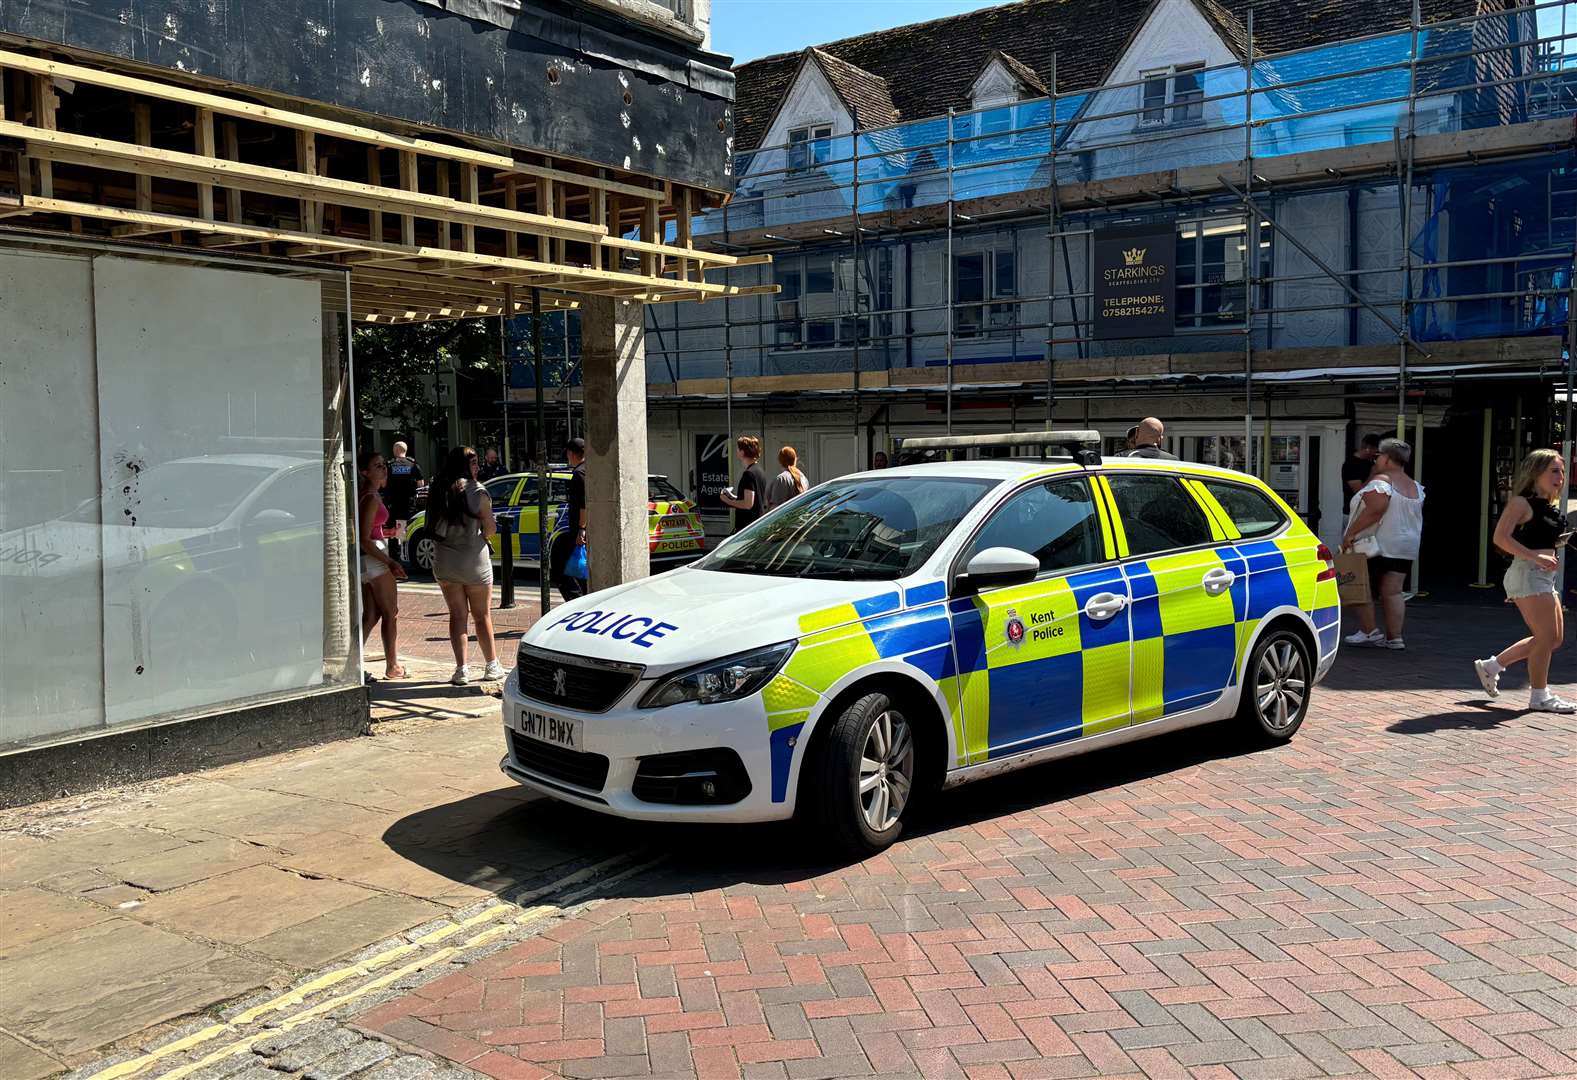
[{"xmin": 1005, "ymin": 609, "xmax": 1026, "ymax": 648}]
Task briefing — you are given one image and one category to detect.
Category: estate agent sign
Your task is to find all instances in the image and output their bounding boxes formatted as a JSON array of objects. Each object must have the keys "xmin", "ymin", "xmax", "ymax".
[{"xmin": 1092, "ymin": 223, "xmax": 1175, "ymax": 339}]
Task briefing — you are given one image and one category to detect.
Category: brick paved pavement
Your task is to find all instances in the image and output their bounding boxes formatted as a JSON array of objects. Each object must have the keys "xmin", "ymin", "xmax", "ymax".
[{"xmin": 351, "ymin": 598, "xmax": 1577, "ymax": 1080}]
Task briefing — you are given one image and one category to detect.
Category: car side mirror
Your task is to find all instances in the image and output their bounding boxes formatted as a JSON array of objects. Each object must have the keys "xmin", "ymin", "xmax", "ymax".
[{"xmin": 952, "ymin": 547, "xmax": 1040, "ymax": 596}]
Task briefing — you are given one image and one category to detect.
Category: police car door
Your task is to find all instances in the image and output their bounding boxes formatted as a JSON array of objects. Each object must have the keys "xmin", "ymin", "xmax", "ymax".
[
  {"xmin": 1103, "ymin": 472, "xmax": 1240, "ymax": 721},
  {"xmin": 950, "ymin": 475, "xmax": 1131, "ymax": 763},
  {"xmin": 486, "ymin": 476, "xmax": 525, "ymax": 562}
]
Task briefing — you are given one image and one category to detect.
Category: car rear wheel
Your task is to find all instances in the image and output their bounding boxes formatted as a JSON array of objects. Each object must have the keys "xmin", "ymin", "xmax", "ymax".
[
  {"xmin": 1239, "ymin": 627, "xmax": 1311, "ymax": 742},
  {"xmin": 410, "ymin": 531, "xmax": 435, "ymax": 573},
  {"xmin": 801, "ymin": 692, "xmax": 917, "ymax": 857}
]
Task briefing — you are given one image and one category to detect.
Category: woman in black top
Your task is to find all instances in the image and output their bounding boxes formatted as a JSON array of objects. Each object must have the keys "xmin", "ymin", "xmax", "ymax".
[
  {"xmin": 719, "ymin": 435, "xmax": 769, "ymax": 533},
  {"xmin": 1474, "ymin": 449, "xmax": 1574, "ymax": 712}
]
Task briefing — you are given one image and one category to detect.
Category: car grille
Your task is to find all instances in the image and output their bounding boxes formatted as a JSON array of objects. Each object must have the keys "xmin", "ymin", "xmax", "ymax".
[
  {"xmin": 508, "ymin": 729, "xmax": 611, "ymax": 793},
  {"xmin": 514, "ymin": 645, "xmax": 642, "ymax": 713}
]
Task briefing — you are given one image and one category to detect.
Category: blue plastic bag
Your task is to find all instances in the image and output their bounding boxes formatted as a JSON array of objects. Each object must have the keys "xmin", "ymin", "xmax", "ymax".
[{"xmin": 565, "ymin": 541, "xmax": 588, "ymax": 580}]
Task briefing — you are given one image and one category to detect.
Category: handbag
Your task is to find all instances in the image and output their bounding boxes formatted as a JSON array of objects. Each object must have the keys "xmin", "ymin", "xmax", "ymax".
[
  {"xmin": 1348, "ymin": 533, "xmax": 1381, "ymax": 558},
  {"xmin": 565, "ymin": 541, "xmax": 589, "ymax": 580}
]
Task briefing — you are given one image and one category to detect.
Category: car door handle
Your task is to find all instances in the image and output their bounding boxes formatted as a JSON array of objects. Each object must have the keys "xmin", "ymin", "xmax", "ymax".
[
  {"xmin": 1083, "ymin": 592, "xmax": 1128, "ymax": 621},
  {"xmin": 1202, "ymin": 567, "xmax": 1236, "ymax": 595}
]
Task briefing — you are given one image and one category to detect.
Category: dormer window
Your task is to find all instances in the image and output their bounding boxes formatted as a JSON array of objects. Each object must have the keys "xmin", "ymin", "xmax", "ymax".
[
  {"xmin": 1140, "ymin": 63, "xmax": 1205, "ymax": 126},
  {"xmin": 787, "ymin": 124, "xmax": 834, "ymax": 173}
]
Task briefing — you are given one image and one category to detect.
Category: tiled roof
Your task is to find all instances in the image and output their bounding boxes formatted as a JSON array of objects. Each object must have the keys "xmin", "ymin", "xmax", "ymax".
[
  {"xmin": 987, "ymin": 51, "xmax": 1049, "ymax": 97},
  {"xmin": 731, "ymin": 0, "xmax": 1487, "ymax": 152},
  {"xmin": 809, "ymin": 48, "xmax": 899, "ymax": 128}
]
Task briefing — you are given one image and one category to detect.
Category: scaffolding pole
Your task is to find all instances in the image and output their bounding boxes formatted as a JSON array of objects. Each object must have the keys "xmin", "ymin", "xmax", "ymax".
[
  {"xmin": 1046, "ymin": 55, "xmax": 1058, "ymax": 430},
  {"xmin": 724, "ymin": 199, "xmax": 734, "ymax": 491},
  {"xmin": 1397, "ymin": 0, "xmax": 1421, "ymax": 442},
  {"xmin": 1563, "ymin": 274, "xmax": 1575, "ymax": 592},
  {"xmin": 531, "ymin": 286, "xmax": 552, "ymax": 614},
  {"xmin": 945, "ymin": 107, "xmax": 956, "ymax": 436},
  {"xmin": 1244, "ymin": 4, "xmax": 1256, "ymax": 475},
  {"xmin": 852, "ymin": 109, "xmax": 862, "ymax": 471}
]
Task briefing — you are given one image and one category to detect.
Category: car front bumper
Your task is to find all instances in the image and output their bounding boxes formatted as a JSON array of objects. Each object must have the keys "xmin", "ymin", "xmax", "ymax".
[{"xmin": 498, "ymin": 671, "xmax": 799, "ymax": 824}]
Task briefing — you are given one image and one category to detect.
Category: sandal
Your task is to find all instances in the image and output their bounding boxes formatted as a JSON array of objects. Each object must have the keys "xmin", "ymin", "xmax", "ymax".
[{"xmin": 384, "ymin": 665, "xmax": 409, "ymax": 680}]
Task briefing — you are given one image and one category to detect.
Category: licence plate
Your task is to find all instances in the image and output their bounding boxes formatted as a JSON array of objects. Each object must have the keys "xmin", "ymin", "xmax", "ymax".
[{"xmin": 518, "ymin": 709, "xmax": 582, "ymax": 750}]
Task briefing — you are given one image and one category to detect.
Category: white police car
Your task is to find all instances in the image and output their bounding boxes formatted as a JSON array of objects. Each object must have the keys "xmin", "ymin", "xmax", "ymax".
[{"xmin": 500, "ymin": 432, "xmax": 1340, "ymax": 854}]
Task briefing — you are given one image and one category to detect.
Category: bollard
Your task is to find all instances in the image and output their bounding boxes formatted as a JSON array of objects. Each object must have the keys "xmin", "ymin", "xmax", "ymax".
[{"xmin": 499, "ymin": 512, "xmax": 516, "ymax": 609}]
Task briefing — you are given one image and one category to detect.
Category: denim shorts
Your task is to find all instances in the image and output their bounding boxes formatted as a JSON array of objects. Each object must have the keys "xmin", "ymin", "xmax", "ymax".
[{"xmin": 1504, "ymin": 556, "xmax": 1558, "ymax": 601}]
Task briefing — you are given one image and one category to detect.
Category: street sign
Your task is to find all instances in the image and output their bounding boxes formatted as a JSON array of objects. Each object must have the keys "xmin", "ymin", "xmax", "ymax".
[{"xmin": 1092, "ymin": 223, "xmax": 1176, "ymax": 339}]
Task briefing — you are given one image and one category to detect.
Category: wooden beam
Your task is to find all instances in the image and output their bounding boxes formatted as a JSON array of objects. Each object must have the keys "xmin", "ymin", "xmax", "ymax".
[
  {"xmin": 0, "ymin": 48, "xmax": 518, "ymax": 171},
  {"xmin": 31, "ymin": 75, "xmax": 56, "ymax": 197},
  {"xmin": 220, "ymin": 120, "xmax": 242, "ymax": 221},
  {"xmin": 194, "ymin": 106, "xmax": 215, "ymax": 219},
  {"xmin": 504, "ymin": 179, "xmax": 519, "ymax": 259},
  {"xmin": 397, "ymin": 150, "xmax": 417, "ymax": 247},
  {"xmin": 0, "ymin": 120, "xmax": 607, "ymax": 243},
  {"xmin": 132, "ymin": 103, "xmax": 151, "ymax": 211},
  {"xmin": 9, "ymin": 195, "xmax": 731, "ymax": 295},
  {"xmin": 366, "ymin": 147, "xmax": 383, "ymax": 243},
  {"xmin": 460, "ymin": 163, "xmax": 477, "ymax": 252},
  {"xmin": 497, "ymin": 160, "xmax": 664, "ymax": 202},
  {"xmin": 295, "ymin": 129, "xmax": 318, "ymax": 233},
  {"xmin": 677, "ymin": 188, "xmax": 692, "ymax": 284},
  {"xmin": 434, "ymin": 161, "xmax": 450, "ymax": 250}
]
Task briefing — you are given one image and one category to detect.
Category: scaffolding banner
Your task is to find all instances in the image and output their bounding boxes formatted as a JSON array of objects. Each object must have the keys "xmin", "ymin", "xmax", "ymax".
[{"xmin": 1092, "ymin": 224, "xmax": 1176, "ymax": 339}]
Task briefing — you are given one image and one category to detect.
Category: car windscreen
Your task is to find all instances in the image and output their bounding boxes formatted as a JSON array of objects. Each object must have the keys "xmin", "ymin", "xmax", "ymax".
[
  {"xmin": 698, "ymin": 476, "xmax": 999, "ymax": 580},
  {"xmin": 648, "ymin": 477, "xmax": 688, "ymax": 503},
  {"xmin": 67, "ymin": 462, "xmax": 276, "ymax": 529}
]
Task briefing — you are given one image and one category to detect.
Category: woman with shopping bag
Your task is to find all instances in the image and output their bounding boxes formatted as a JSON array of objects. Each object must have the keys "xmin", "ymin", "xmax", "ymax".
[
  {"xmin": 1473, "ymin": 449, "xmax": 1574, "ymax": 713},
  {"xmin": 1340, "ymin": 438, "xmax": 1424, "ymax": 651}
]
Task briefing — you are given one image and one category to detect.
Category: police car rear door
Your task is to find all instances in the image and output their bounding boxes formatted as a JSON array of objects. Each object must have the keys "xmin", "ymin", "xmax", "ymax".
[
  {"xmin": 948, "ymin": 474, "xmax": 1132, "ymax": 764},
  {"xmin": 1103, "ymin": 471, "xmax": 1240, "ymax": 721}
]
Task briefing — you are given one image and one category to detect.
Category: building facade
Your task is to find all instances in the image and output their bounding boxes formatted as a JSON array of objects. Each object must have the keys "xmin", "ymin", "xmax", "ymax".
[{"xmin": 639, "ymin": 0, "xmax": 1574, "ymax": 587}]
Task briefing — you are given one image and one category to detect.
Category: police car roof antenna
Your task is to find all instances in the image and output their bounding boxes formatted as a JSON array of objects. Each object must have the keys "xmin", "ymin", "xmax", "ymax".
[{"xmin": 899, "ymin": 430, "xmax": 1101, "ymax": 467}]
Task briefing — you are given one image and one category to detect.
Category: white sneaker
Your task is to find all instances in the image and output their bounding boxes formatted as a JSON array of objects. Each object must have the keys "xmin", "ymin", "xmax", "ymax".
[
  {"xmin": 1345, "ymin": 629, "xmax": 1385, "ymax": 647},
  {"xmin": 1528, "ymin": 693, "xmax": 1576, "ymax": 714},
  {"xmin": 1385, "ymin": 638, "xmax": 1405, "ymax": 651},
  {"xmin": 450, "ymin": 665, "xmax": 470, "ymax": 686},
  {"xmin": 482, "ymin": 660, "xmax": 507, "ymax": 681},
  {"xmin": 1474, "ymin": 660, "xmax": 1501, "ymax": 699}
]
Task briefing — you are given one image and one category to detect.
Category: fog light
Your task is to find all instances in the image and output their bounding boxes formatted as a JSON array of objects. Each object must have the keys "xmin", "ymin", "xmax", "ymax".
[{"xmin": 701, "ymin": 779, "xmax": 717, "ymax": 799}]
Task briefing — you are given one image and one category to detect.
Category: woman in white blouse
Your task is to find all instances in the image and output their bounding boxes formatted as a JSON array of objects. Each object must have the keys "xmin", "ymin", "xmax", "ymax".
[{"xmin": 1341, "ymin": 438, "xmax": 1425, "ymax": 651}]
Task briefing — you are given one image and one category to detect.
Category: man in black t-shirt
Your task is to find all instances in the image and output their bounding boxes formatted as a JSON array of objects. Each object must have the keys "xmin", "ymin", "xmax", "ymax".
[
  {"xmin": 1343, "ymin": 433, "xmax": 1381, "ymax": 508},
  {"xmin": 550, "ymin": 438, "xmax": 588, "ymax": 601},
  {"xmin": 383, "ymin": 441, "xmax": 423, "ymax": 561},
  {"xmin": 720, "ymin": 435, "xmax": 768, "ymax": 533},
  {"xmin": 1122, "ymin": 418, "xmax": 1177, "ymax": 460}
]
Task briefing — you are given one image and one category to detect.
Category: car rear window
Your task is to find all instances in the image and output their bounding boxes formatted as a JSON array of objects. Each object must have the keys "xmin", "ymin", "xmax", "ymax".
[
  {"xmin": 1202, "ymin": 481, "xmax": 1287, "ymax": 538},
  {"xmin": 1105, "ymin": 474, "xmax": 1214, "ymax": 556}
]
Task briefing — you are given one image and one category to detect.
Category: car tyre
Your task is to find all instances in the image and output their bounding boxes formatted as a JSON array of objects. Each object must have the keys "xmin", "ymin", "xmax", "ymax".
[
  {"xmin": 410, "ymin": 531, "xmax": 435, "ymax": 573},
  {"xmin": 801, "ymin": 691, "xmax": 916, "ymax": 857},
  {"xmin": 1239, "ymin": 627, "xmax": 1311, "ymax": 742}
]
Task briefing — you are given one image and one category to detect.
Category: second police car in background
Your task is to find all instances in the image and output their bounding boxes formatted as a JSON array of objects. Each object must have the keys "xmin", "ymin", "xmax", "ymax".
[{"xmin": 500, "ymin": 433, "xmax": 1341, "ymax": 855}]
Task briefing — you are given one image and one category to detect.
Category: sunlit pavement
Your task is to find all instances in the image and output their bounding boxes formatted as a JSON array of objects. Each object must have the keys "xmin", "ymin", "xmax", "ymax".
[{"xmin": 4, "ymin": 598, "xmax": 1573, "ymax": 1080}]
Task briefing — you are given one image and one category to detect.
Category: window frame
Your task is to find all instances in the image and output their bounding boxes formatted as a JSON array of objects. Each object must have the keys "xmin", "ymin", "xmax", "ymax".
[
  {"xmin": 1102, "ymin": 470, "xmax": 1219, "ymax": 558},
  {"xmin": 771, "ymin": 248, "xmax": 895, "ymax": 352},
  {"xmin": 1138, "ymin": 62, "xmax": 1207, "ymax": 128},
  {"xmin": 1199, "ymin": 479, "xmax": 1290, "ymax": 540},
  {"xmin": 953, "ymin": 246, "xmax": 1018, "ymax": 339},
  {"xmin": 948, "ymin": 474, "xmax": 1111, "ymax": 593},
  {"xmin": 786, "ymin": 123, "xmax": 834, "ymax": 175},
  {"xmin": 1174, "ymin": 214, "xmax": 1273, "ymax": 332}
]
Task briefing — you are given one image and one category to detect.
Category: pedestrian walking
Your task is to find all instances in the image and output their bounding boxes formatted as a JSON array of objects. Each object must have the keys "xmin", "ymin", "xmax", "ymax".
[
  {"xmin": 430, "ymin": 446, "xmax": 504, "ymax": 686},
  {"xmin": 719, "ymin": 435, "xmax": 768, "ymax": 532},
  {"xmin": 477, "ymin": 446, "xmax": 504, "ymax": 483},
  {"xmin": 765, "ymin": 445, "xmax": 809, "ymax": 511},
  {"xmin": 383, "ymin": 441, "xmax": 423, "ymax": 564},
  {"xmin": 1473, "ymin": 449, "xmax": 1574, "ymax": 712},
  {"xmin": 549, "ymin": 438, "xmax": 589, "ymax": 603},
  {"xmin": 1341, "ymin": 437, "xmax": 1424, "ymax": 651},
  {"xmin": 357, "ymin": 450, "xmax": 408, "ymax": 681},
  {"xmin": 1123, "ymin": 418, "xmax": 1177, "ymax": 459}
]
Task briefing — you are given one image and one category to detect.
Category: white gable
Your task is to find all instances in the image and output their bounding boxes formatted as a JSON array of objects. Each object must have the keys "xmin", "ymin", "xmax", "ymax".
[
  {"xmin": 1103, "ymin": 0, "xmax": 1236, "ymax": 90},
  {"xmin": 969, "ymin": 58, "xmax": 1026, "ymax": 109},
  {"xmin": 755, "ymin": 58, "xmax": 854, "ymax": 155}
]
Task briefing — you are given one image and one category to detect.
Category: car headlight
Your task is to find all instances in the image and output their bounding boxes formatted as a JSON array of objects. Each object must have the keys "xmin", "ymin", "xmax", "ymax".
[{"xmin": 639, "ymin": 641, "xmax": 796, "ymax": 709}]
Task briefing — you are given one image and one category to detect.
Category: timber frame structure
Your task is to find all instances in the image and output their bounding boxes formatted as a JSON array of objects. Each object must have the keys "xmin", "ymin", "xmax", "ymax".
[{"xmin": 0, "ymin": 45, "xmax": 774, "ymax": 322}]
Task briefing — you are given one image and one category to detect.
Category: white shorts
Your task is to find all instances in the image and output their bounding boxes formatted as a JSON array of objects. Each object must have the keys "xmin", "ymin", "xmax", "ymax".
[
  {"xmin": 361, "ymin": 539, "xmax": 391, "ymax": 584},
  {"xmin": 1504, "ymin": 556, "xmax": 1558, "ymax": 601}
]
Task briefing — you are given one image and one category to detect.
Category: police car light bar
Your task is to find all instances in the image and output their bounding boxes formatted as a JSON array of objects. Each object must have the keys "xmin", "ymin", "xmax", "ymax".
[{"xmin": 898, "ymin": 430, "xmax": 1102, "ymax": 466}]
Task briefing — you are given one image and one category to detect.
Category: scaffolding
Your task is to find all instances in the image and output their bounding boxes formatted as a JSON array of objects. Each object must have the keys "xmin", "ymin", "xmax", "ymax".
[{"xmin": 638, "ymin": 0, "xmax": 1577, "ymax": 479}]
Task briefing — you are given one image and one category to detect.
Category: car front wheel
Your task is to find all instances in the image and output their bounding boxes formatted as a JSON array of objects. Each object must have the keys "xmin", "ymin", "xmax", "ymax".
[
  {"xmin": 801, "ymin": 692, "xmax": 917, "ymax": 857},
  {"xmin": 410, "ymin": 531, "xmax": 435, "ymax": 573},
  {"xmin": 1240, "ymin": 627, "xmax": 1311, "ymax": 741}
]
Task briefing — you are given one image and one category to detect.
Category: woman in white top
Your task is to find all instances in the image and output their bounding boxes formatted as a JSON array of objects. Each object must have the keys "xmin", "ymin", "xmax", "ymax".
[{"xmin": 1340, "ymin": 438, "xmax": 1424, "ymax": 650}]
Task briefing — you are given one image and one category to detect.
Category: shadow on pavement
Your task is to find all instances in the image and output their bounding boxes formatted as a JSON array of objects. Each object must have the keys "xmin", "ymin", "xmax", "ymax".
[{"xmin": 1386, "ymin": 702, "xmax": 1526, "ymax": 733}]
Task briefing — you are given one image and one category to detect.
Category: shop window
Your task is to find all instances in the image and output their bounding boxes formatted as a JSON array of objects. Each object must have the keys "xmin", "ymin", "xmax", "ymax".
[
  {"xmin": 787, "ymin": 124, "xmax": 834, "ymax": 174},
  {"xmin": 1140, "ymin": 63, "xmax": 1205, "ymax": 126}
]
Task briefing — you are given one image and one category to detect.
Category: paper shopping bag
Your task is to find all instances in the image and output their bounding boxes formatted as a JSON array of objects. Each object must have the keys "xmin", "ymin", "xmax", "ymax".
[{"xmin": 1334, "ymin": 552, "xmax": 1370, "ymax": 606}]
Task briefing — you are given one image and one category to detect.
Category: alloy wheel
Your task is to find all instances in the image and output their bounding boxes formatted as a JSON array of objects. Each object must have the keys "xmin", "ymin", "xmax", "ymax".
[
  {"xmin": 1255, "ymin": 639, "xmax": 1307, "ymax": 732},
  {"xmin": 858, "ymin": 709, "xmax": 914, "ymax": 832},
  {"xmin": 414, "ymin": 535, "xmax": 435, "ymax": 572}
]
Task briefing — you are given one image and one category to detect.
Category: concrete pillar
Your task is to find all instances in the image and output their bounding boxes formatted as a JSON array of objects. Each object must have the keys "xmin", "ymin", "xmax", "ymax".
[{"xmin": 581, "ymin": 295, "xmax": 650, "ymax": 591}]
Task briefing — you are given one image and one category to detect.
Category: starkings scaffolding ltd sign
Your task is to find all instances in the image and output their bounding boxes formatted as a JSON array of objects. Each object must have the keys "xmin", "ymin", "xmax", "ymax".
[{"xmin": 1092, "ymin": 223, "xmax": 1176, "ymax": 339}]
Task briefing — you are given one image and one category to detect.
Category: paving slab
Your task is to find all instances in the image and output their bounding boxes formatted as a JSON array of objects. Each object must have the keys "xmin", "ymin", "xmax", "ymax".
[
  {"xmin": 129, "ymin": 863, "xmax": 379, "ymax": 945},
  {"xmin": 2, "ymin": 887, "xmax": 116, "ymax": 947},
  {"xmin": 0, "ymin": 1031, "xmax": 62, "ymax": 1080},
  {"xmin": 247, "ymin": 893, "xmax": 447, "ymax": 968}
]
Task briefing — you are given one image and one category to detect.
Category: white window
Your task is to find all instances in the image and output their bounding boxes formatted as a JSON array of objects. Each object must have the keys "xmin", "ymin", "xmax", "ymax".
[
  {"xmin": 1140, "ymin": 63, "xmax": 1205, "ymax": 126},
  {"xmin": 787, "ymin": 124, "xmax": 834, "ymax": 174},
  {"xmin": 773, "ymin": 250, "xmax": 894, "ymax": 350},
  {"xmin": 954, "ymin": 249, "xmax": 1017, "ymax": 338},
  {"xmin": 1175, "ymin": 215, "xmax": 1273, "ymax": 330}
]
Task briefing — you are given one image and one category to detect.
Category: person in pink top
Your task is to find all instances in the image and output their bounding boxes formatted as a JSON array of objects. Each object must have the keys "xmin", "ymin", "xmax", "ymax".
[{"xmin": 358, "ymin": 449, "xmax": 408, "ymax": 680}]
